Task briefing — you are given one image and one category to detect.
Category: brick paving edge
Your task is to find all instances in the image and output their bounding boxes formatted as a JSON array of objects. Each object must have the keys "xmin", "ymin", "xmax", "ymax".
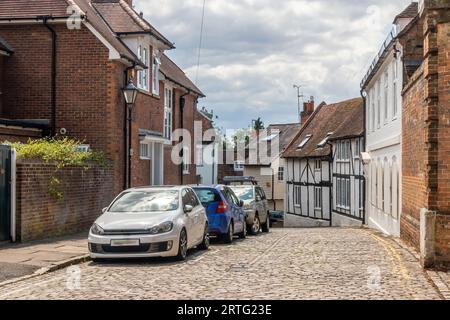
[{"xmin": 0, "ymin": 254, "xmax": 91, "ymax": 288}]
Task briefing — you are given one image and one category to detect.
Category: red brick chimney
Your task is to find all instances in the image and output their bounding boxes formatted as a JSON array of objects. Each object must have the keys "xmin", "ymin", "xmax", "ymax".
[{"xmin": 300, "ymin": 97, "xmax": 314, "ymax": 126}]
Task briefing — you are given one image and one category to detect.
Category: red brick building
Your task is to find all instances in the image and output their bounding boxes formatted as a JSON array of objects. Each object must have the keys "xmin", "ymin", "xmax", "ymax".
[
  {"xmin": 399, "ymin": 0, "xmax": 449, "ymax": 268},
  {"xmin": 0, "ymin": 0, "xmax": 204, "ymax": 194}
]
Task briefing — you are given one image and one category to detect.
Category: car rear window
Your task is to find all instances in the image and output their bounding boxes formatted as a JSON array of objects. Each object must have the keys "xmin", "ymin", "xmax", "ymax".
[
  {"xmin": 230, "ymin": 186, "xmax": 254, "ymax": 201},
  {"xmin": 193, "ymin": 188, "xmax": 221, "ymax": 206}
]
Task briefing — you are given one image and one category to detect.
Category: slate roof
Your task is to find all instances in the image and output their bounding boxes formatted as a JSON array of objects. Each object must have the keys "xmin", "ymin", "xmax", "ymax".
[
  {"xmin": 282, "ymin": 98, "xmax": 363, "ymax": 159},
  {"xmin": 160, "ymin": 54, "xmax": 204, "ymax": 97},
  {"xmin": 393, "ymin": 2, "xmax": 418, "ymax": 23}
]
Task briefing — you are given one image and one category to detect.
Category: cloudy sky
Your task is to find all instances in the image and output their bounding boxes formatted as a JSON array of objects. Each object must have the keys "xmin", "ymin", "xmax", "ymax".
[{"xmin": 135, "ymin": 0, "xmax": 412, "ymax": 131}]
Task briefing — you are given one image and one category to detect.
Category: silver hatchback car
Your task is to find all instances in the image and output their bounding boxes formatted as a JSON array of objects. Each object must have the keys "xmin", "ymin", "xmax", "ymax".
[
  {"xmin": 229, "ymin": 185, "xmax": 270, "ymax": 235},
  {"xmin": 88, "ymin": 186, "xmax": 209, "ymax": 261}
]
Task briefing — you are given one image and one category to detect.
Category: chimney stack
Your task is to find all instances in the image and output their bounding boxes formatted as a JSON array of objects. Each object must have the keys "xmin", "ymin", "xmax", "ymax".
[{"xmin": 300, "ymin": 97, "xmax": 314, "ymax": 126}]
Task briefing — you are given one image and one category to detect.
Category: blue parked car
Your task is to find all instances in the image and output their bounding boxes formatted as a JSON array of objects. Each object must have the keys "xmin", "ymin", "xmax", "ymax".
[{"xmin": 193, "ymin": 185, "xmax": 246, "ymax": 243}]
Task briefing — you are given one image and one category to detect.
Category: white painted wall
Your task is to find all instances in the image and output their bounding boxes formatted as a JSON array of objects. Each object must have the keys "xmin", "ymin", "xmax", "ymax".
[
  {"xmin": 363, "ymin": 25, "xmax": 406, "ymax": 236},
  {"xmin": 196, "ymin": 143, "xmax": 218, "ymax": 185}
]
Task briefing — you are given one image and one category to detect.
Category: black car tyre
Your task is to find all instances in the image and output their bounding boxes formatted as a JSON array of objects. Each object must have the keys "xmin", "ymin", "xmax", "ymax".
[
  {"xmin": 176, "ymin": 228, "xmax": 188, "ymax": 261},
  {"xmin": 238, "ymin": 223, "xmax": 247, "ymax": 239},
  {"xmin": 223, "ymin": 223, "xmax": 234, "ymax": 244},
  {"xmin": 198, "ymin": 224, "xmax": 210, "ymax": 250},
  {"xmin": 262, "ymin": 214, "xmax": 270, "ymax": 233},
  {"xmin": 248, "ymin": 215, "xmax": 261, "ymax": 235}
]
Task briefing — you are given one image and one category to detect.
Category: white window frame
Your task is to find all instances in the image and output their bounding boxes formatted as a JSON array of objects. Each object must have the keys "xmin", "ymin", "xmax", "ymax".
[
  {"xmin": 377, "ymin": 82, "xmax": 381, "ymax": 128},
  {"xmin": 384, "ymin": 72, "xmax": 389, "ymax": 123},
  {"xmin": 152, "ymin": 54, "xmax": 161, "ymax": 96},
  {"xmin": 336, "ymin": 178, "xmax": 350, "ymax": 210},
  {"xmin": 277, "ymin": 167, "xmax": 284, "ymax": 181},
  {"xmin": 137, "ymin": 45, "xmax": 149, "ymax": 91},
  {"xmin": 314, "ymin": 187, "xmax": 322, "ymax": 210},
  {"xmin": 314, "ymin": 159, "xmax": 321, "ymax": 171},
  {"xmin": 294, "ymin": 185, "xmax": 301, "ymax": 208},
  {"xmin": 336, "ymin": 141, "xmax": 351, "ymax": 162},
  {"xmin": 140, "ymin": 142, "xmax": 151, "ymax": 160},
  {"xmin": 233, "ymin": 160, "xmax": 244, "ymax": 172},
  {"xmin": 393, "ymin": 61, "xmax": 398, "ymax": 119},
  {"xmin": 196, "ymin": 144, "xmax": 204, "ymax": 167},
  {"xmin": 164, "ymin": 87, "xmax": 173, "ymax": 141},
  {"xmin": 183, "ymin": 147, "xmax": 190, "ymax": 175}
]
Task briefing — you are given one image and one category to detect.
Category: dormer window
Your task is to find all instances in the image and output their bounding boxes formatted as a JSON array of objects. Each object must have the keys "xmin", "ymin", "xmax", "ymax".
[
  {"xmin": 317, "ymin": 132, "xmax": 333, "ymax": 148},
  {"xmin": 298, "ymin": 134, "xmax": 312, "ymax": 149}
]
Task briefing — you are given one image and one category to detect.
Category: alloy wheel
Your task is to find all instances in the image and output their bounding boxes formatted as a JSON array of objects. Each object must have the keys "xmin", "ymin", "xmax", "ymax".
[{"xmin": 252, "ymin": 216, "xmax": 260, "ymax": 234}]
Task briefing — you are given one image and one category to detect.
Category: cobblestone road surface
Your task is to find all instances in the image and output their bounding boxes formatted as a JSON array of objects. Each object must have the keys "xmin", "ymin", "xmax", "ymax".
[{"xmin": 0, "ymin": 228, "xmax": 446, "ymax": 300}]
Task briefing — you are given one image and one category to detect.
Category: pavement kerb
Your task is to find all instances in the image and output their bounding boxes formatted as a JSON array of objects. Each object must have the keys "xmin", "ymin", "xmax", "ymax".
[{"xmin": 0, "ymin": 254, "xmax": 91, "ymax": 288}]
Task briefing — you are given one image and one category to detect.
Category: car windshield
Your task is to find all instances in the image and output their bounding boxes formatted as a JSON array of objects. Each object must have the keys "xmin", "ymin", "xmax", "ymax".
[
  {"xmin": 230, "ymin": 186, "xmax": 254, "ymax": 201},
  {"xmin": 194, "ymin": 188, "xmax": 221, "ymax": 207},
  {"xmin": 108, "ymin": 190, "xmax": 179, "ymax": 213}
]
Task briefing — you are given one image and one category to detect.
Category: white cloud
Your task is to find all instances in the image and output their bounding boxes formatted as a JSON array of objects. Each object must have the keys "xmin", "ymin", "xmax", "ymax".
[{"xmin": 135, "ymin": 0, "xmax": 413, "ymax": 130}]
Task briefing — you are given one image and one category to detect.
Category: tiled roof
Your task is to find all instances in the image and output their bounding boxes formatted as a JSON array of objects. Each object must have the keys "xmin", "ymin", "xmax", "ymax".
[
  {"xmin": 282, "ymin": 98, "xmax": 363, "ymax": 159},
  {"xmin": 92, "ymin": 0, "xmax": 174, "ymax": 48},
  {"xmin": 0, "ymin": 0, "xmax": 70, "ymax": 19},
  {"xmin": 393, "ymin": 2, "xmax": 418, "ymax": 22},
  {"xmin": 0, "ymin": 36, "xmax": 13, "ymax": 54},
  {"xmin": 245, "ymin": 123, "xmax": 302, "ymax": 166},
  {"xmin": 160, "ymin": 54, "xmax": 204, "ymax": 97}
]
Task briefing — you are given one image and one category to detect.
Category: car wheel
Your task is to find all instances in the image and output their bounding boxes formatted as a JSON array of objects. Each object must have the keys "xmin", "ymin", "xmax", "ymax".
[
  {"xmin": 176, "ymin": 229, "xmax": 188, "ymax": 261},
  {"xmin": 238, "ymin": 222, "xmax": 247, "ymax": 239},
  {"xmin": 223, "ymin": 223, "xmax": 234, "ymax": 244},
  {"xmin": 262, "ymin": 213, "xmax": 270, "ymax": 233},
  {"xmin": 198, "ymin": 224, "xmax": 210, "ymax": 250},
  {"xmin": 248, "ymin": 215, "xmax": 260, "ymax": 235}
]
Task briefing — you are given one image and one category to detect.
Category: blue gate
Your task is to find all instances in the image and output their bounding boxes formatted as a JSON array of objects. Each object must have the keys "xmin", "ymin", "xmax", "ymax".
[{"xmin": 0, "ymin": 145, "xmax": 11, "ymax": 241}]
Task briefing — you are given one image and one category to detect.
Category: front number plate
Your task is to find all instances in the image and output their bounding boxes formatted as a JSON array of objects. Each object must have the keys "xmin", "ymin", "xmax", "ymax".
[{"xmin": 110, "ymin": 239, "xmax": 140, "ymax": 247}]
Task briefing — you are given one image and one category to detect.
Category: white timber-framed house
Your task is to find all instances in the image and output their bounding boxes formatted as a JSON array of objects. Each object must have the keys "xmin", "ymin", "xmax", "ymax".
[{"xmin": 282, "ymin": 98, "xmax": 365, "ymax": 227}]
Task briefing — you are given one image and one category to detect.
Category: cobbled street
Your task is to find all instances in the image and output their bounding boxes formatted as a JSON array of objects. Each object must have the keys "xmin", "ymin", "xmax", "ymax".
[{"xmin": 0, "ymin": 228, "xmax": 446, "ymax": 300}]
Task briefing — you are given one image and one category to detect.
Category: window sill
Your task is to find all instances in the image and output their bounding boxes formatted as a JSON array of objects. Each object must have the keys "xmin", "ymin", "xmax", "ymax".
[
  {"xmin": 294, "ymin": 205, "xmax": 301, "ymax": 208},
  {"xmin": 137, "ymin": 88, "xmax": 151, "ymax": 96},
  {"xmin": 152, "ymin": 93, "xmax": 160, "ymax": 99},
  {"xmin": 183, "ymin": 171, "xmax": 190, "ymax": 175},
  {"xmin": 140, "ymin": 157, "xmax": 151, "ymax": 161}
]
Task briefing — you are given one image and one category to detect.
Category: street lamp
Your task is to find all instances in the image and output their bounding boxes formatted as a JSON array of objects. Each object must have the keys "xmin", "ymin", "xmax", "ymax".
[
  {"xmin": 123, "ymin": 79, "xmax": 138, "ymax": 106},
  {"xmin": 122, "ymin": 78, "xmax": 138, "ymax": 189}
]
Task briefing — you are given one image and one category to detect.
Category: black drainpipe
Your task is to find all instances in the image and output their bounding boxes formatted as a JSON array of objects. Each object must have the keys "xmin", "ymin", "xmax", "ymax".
[
  {"xmin": 179, "ymin": 90, "xmax": 190, "ymax": 185},
  {"xmin": 124, "ymin": 65, "xmax": 136, "ymax": 190},
  {"xmin": 43, "ymin": 18, "xmax": 57, "ymax": 137}
]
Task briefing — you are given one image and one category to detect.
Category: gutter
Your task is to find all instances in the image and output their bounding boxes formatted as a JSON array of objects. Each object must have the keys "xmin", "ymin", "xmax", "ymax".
[{"xmin": 43, "ymin": 17, "xmax": 57, "ymax": 137}]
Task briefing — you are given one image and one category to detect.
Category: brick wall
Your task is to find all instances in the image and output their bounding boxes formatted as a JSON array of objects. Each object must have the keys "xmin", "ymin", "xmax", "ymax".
[
  {"xmin": 15, "ymin": 160, "xmax": 114, "ymax": 242},
  {"xmin": 401, "ymin": 2, "xmax": 450, "ymax": 268}
]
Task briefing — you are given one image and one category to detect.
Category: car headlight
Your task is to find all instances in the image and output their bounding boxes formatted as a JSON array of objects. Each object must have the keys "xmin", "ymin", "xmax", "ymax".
[
  {"xmin": 148, "ymin": 221, "xmax": 173, "ymax": 234},
  {"xmin": 90, "ymin": 223, "xmax": 105, "ymax": 235}
]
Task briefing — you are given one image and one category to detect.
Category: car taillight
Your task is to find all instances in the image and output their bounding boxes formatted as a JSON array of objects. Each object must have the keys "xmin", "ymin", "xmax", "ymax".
[{"xmin": 216, "ymin": 201, "xmax": 228, "ymax": 213}]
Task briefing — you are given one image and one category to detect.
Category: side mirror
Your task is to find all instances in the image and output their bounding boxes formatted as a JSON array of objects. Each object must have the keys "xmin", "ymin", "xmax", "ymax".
[
  {"xmin": 239, "ymin": 200, "xmax": 244, "ymax": 207},
  {"xmin": 184, "ymin": 204, "xmax": 194, "ymax": 213},
  {"xmin": 102, "ymin": 207, "xmax": 108, "ymax": 213}
]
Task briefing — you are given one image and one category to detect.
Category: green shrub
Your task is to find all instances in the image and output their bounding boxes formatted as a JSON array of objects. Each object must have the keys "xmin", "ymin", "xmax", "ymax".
[
  {"xmin": 4, "ymin": 137, "xmax": 108, "ymax": 169},
  {"xmin": 2, "ymin": 137, "xmax": 108, "ymax": 200}
]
